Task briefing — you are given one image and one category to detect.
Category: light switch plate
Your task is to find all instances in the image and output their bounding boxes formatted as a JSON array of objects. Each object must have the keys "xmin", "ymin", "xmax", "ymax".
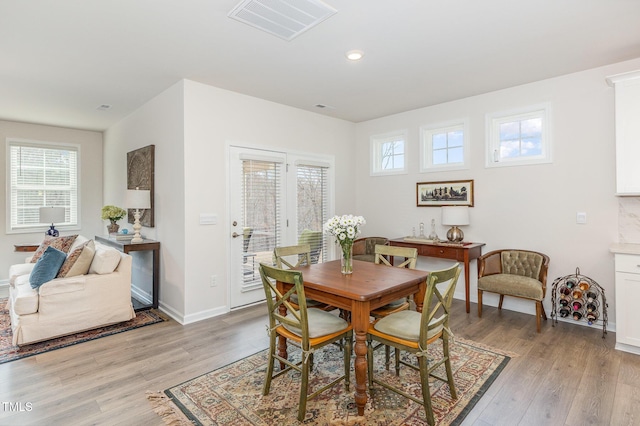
[
  {"xmin": 200, "ymin": 213, "xmax": 217, "ymax": 225},
  {"xmin": 576, "ymin": 212, "xmax": 587, "ymax": 224}
]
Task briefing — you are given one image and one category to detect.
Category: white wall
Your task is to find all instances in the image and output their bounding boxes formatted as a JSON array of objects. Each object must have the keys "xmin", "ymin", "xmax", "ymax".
[
  {"xmin": 103, "ymin": 79, "xmax": 355, "ymax": 323},
  {"xmin": 355, "ymin": 57, "xmax": 640, "ymax": 328},
  {"xmin": 0, "ymin": 120, "xmax": 103, "ymax": 279},
  {"xmin": 103, "ymin": 81, "xmax": 186, "ymax": 318},
  {"xmin": 181, "ymin": 80, "xmax": 355, "ymax": 323}
]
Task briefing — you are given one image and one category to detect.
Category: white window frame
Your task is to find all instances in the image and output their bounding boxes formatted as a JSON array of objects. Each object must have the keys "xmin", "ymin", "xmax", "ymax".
[
  {"xmin": 370, "ymin": 130, "xmax": 408, "ymax": 176},
  {"xmin": 6, "ymin": 138, "xmax": 81, "ymax": 234},
  {"xmin": 486, "ymin": 103, "xmax": 552, "ymax": 168},
  {"xmin": 420, "ymin": 119, "xmax": 469, "ymax": 172}
]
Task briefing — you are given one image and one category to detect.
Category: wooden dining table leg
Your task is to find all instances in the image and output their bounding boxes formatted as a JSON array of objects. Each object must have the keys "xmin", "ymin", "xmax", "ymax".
[
  {"xmin": 413, "ymin": 279, "xmax": 427, "ymax": 313},
  {"xmin": 351, "ymin": 300, "xmax": 370, "ymax": 416}
]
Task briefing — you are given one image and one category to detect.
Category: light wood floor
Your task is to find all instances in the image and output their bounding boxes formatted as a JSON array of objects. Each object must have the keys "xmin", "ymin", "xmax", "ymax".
[{"xmin": 1, "ymin": 300, "xmax": 639, "ymax": 426}]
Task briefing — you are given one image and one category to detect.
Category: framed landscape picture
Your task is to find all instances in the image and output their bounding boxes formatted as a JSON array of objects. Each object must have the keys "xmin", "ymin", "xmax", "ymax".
[
  {"xmin": 127, "ymin": 145, "xmax": 155, "ymax": 227},
  {"xmin": 416, "ymin": 179, "xmax": 474, "ymax": 207}
]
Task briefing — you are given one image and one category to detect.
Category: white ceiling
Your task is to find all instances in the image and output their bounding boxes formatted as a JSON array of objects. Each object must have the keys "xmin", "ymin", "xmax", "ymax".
[{"xmin": 1, "ymin": 0, "xmax": 640, "ymax": 132}]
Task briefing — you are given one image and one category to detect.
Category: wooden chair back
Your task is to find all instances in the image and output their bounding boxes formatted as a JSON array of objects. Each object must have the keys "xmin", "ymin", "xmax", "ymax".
[
  {"xmin": 374, "ymin": 245, "xmax": 418, "ymax": 269},
  {"xmin": 259, "ymin": 263, "xmax": 311, "ymax": 347},
  {"xmin": 420, "ymin": 263, "xmax": 462, "ymax": 344},
  {"xmin": 274, "ymin": 244, "xmax": 312, "ymax": 269}
]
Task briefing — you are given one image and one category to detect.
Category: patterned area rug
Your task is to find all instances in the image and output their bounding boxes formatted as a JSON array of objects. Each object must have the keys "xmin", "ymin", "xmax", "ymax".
[
  {"xmin": 0, "ymin": 297, "xmax": 165, "ymax": 364},
  {"xmin": 148, "ymin": 338, "xmax": 511, "ymax": 425}
]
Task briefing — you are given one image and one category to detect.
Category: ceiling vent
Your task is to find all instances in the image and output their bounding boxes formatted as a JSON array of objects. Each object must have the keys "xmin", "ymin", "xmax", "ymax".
[{"xmin": 228, "ymin": 0, "xmax": 337, "ymax": 41}]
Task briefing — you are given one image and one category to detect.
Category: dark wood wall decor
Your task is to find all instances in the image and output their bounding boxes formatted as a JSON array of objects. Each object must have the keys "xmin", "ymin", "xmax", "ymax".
[{"xmin": 127, "ymin": 145, "xmax": 155, "ymax": 227}]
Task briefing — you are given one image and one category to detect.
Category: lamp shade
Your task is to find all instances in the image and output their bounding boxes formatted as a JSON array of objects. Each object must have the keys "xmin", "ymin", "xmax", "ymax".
[
  {"xmin": 125, "ymin": 189, "xmax": 151, "ymax": 209},
  {"xmin": 441, "ymin": 206, "xmax": 470, "ymax": 226},
  {"xmin": 39, "ymin": 206, "xmax": 65, "ymax": 224}
]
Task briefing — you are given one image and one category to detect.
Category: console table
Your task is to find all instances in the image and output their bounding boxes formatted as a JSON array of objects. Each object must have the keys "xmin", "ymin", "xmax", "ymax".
[
  {"xmin": 95, "ymin": 236, "xmax": 160, "ymax": 311},
  {"xmin": 14, "ymin": 243, "xmax": 40, "ymax": 252},
  {"xmin": 389, "ymin": 238, "xmax": 485, "ymax": 313}
]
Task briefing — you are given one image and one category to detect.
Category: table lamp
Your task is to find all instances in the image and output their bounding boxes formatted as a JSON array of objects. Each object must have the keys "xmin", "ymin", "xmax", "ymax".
[
  {"xmin": 441, "ymin": 206, "xmax": 469, "ymax": 243},
  {"xmin": 125, "ymin": 188, "xmax": 150, "ymax": 243},
  {"xmin": 39, "ymin": 207, "xmax": 65, "ymax": 237}
]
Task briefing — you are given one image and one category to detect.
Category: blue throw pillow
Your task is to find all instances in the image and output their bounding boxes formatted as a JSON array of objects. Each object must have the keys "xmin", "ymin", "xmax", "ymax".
[{"xmin": 29, "ymin": 246, "xmax": 67, "ymax": 289}]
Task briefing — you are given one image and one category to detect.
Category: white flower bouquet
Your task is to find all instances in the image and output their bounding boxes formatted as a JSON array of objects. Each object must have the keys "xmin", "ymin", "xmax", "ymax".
[{"xmin": 323, "ymin": 214, "xmax": 366, "ymax": 274}]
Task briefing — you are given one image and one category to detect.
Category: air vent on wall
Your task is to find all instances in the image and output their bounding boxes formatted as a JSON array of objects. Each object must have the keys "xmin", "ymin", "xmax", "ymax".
[{"xmin": 228, "ymin": 0, "xmax": 337, "ymax": 41}]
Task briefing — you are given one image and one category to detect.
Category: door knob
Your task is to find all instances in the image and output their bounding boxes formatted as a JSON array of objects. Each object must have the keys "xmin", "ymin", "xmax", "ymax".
[{"xmin": 232, "ymin": 232, "xmax": 241, "ymax": 238}]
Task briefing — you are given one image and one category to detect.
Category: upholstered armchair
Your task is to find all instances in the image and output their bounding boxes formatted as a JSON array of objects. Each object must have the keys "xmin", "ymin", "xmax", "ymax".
[
  {"xmin": 352, "ymin": 237, "xmax": 389, "ymax": 263},
  {"xmin": 477, "ymin": 249, "xmax": 550, "ymax": 333}
]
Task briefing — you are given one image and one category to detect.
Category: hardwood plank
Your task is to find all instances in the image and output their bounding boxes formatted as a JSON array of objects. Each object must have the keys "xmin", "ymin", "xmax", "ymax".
[{"xmin": 1, "ymin": 299, "xmax": 640, "ymax": 425}]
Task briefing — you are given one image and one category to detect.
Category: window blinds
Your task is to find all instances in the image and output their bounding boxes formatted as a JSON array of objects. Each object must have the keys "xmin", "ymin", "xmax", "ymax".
[
  {"xmin": 8, "ymin": 140, "xmax": 78, "ymax": 231},
  {"xmin": 240, "ymin": 158, "xmax": 283, "ymax": 290},
  {"xmin": 296, "ymin": 163, "xmax": 328, "ymax": 263}
]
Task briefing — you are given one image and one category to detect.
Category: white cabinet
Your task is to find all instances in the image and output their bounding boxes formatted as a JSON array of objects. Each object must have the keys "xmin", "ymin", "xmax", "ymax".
[
  {"xmin": 614, "ymin": 253, "xmax": 640, "ymax": 354},
  {"xmin": 607, "ymin": 70, "xmax": 640, "ymax": 195}
]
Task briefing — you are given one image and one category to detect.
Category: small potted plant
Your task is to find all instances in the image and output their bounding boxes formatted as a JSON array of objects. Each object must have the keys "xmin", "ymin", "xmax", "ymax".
[{"xmin": 101, "ymin": 205, "xmax": 127, "ymax": 234}]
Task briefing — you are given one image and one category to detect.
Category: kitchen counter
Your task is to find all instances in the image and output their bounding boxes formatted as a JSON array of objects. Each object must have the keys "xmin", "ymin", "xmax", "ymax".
[{"xmin": 610, "ymin": 243, "xmax": 640, "ymax": 255}]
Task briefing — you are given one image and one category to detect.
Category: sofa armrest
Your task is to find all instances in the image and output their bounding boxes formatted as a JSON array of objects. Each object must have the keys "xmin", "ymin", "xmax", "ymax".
[{"xmin": 9, "ymin": 262, "xmax": 36, "ymax": 286}]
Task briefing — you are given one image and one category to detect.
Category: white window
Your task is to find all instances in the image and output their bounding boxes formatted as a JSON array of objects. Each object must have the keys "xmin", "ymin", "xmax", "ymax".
[
  {"xmin": 370, "ymin": 130, "xmax": 408, "ymax": 176},
  {"xmin": 7, "ymin": 139, "xmax": 79, "ymax": 233},
  {"xmin": 486, "ymin": 104, "xmax": 551, "ymax": 167},
  {"xmin": 420, "ymin": 120, "xmax": 469, "ymax": 172}
]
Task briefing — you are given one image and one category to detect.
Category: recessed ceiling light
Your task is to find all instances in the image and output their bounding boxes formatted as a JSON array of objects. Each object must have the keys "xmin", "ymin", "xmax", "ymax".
[{"xmin": 346, "ymin": 50, "xmax": 364, "ymax": 61}]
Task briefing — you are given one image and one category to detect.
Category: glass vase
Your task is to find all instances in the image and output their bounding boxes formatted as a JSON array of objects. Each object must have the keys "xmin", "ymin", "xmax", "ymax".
[
  {"xmin": 341, "ymin": 244, "xmax": 353, "ymax": 275},
  {"xmin": 107, "ymin": 221, "xmax": 119, "ymax": 234}
]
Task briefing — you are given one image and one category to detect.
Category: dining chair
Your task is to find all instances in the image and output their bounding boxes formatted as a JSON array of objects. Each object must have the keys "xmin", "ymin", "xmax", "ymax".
[
  {"xmin": 477, "ymin": 249, "xmax": 550, "ymax": 332},
  {"xmin": 352, "ymin": 236, "xmax": 389, "ymax": 262},
  {"xmin": 274, "ymin": 244, "xmax": 336, "ymax": 312},
  {"xmin": 260, "ymin": 263, "xmax": 353, "ymax": 422},
  {"xmin": 370, "ymin": 244, "xmax": 419, "ymax": 367},
  {"xmin": 367, "ymin": 263, "xmax": 462, "ymax": 426},
  {"xmin": 371, "ymin": 244, "xmax": 418, "ymax": 317}
]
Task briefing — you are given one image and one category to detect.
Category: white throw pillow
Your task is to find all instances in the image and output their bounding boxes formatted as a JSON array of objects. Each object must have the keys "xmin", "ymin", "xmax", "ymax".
[
  {"xmin": 68, "ymin": 234, "xmax": 90, "ymax": 253},
  {"xmin": 58, "ymin": 240, "xmax": 96, "ymax": 278},
  {"xmin": 89, "ymin": 246, "xmax": 121, "ymax": 275}
]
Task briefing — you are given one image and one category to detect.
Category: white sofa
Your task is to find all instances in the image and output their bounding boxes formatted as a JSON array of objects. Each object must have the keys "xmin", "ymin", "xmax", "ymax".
[{"xmin": 8, "ymin": 236, "xmax": 136, "ymax": 346}]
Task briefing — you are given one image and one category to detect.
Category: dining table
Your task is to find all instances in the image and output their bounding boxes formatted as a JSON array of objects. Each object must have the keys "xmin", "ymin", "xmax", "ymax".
[{"xmin": 276, "ymin": 259, "xmax": 429, "ymax": 417}]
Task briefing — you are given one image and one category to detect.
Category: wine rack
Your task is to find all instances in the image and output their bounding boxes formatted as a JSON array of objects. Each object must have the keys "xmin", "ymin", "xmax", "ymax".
[{"xmin": 551, "ymin": 268, "xmax": 608, "ymax": 338}]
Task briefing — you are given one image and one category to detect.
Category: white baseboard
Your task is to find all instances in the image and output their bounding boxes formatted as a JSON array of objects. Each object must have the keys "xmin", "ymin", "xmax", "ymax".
[{"xmin": 131, "ymin": 284, "xmax": 152, "ymax": 305}]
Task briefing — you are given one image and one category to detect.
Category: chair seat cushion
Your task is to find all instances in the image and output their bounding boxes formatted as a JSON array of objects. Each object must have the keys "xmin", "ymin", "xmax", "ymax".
[
  {"xmin": 373, "ymin": 310, "xmax": 442, "ymax": 342},
  {"xmin": 284, "ymin": 309, "xmax": 349, "ymax": 338},
  {"xmin": 478, "ymin": 274, "xmax": 544, "ymax": 300},
  {"xmin": 380, "ymin": 298, "xmax": 406, "ymax": 308}
]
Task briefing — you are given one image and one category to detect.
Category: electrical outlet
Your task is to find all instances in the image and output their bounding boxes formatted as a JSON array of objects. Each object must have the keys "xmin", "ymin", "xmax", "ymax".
[
  {"xmin": 576, "ymin": 212, "xmax": 587, "ymax": 224},
  {"xmin": 210, "ymin": 275, "xmax": 217, "ymax": 287}
]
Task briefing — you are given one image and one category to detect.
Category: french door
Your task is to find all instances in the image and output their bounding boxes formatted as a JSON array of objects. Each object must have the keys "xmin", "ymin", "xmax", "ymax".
[{"xmin": 228, "ymin": 146, "xmax": 332, "ymax": 309}]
